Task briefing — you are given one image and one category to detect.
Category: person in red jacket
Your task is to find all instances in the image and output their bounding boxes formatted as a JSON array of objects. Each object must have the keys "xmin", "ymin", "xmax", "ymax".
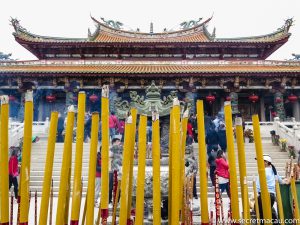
[
  {"xmin": 186, "ymin": 119, "xmax": 194, "ymax": 145},
  {"xmin": 95, "ymin": 149, "xmax": 101, "ymax": 207},
  {"xmin": 215, "ymin": 150, "xmax": 230, "ymax": 198},
  {"xmin": 9, "ymin": 150, "xmax": 19, "ymax": 199}
]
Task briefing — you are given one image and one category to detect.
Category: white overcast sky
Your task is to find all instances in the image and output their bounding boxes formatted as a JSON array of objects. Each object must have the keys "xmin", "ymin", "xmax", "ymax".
[{"xmin": 0, "ymin": 0, "xmax": 299, "ymax": 61}]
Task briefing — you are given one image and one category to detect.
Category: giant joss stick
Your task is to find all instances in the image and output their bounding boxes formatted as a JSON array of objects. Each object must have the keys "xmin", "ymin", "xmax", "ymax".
[
  {"xmin": 196, "ymin": 100, "xmax": 209, "ymax": 225},
  {"xmin": 86, "ymin": 113, "xmax": 99, "ymax": 225},
  {"xmin": 0, "ymin": 96, "xmax": 9, "ymax": 225},
  {"xmin": 119, "ymin": 115, "xmax": 134, "ymax": 225},
  {"xmin": 252, "ymin": 114, "xmax": 272, "ymax": 224},
  {"xmin": 38, "ymin": 112, "xmax": 58, "ymax": 225},
  {"xmin": 153, "ymin": 111, "xmax": 161, "ymax": 225},
  {"xmin": 127, "ymin": 108, "xmax": 137, "ymax": 224},
  {"xmin": 180, "ymin": 109, "xmax": 188, "ymax": 223},
  {"xmin": 71, "ymin": 91, "xmax": 86, "ymax": 225},
  {"xmin": 135, "ymin": 114, "xmax": 147, "ymax": 225},
  {"xmin": 224, "ymin": 102, "xmax": 240, "ymax": 223},
  {"xmin": 100, "ymin": 85, "xmax": 110, "ymax": 224},
  {"xmin": 55, "ymin": 106, "xmax": 75, "ymax": 225},
  {"xmin": 171, "ymin": 98, "xmax": 181, "ymax": 225},
  {"xmin": 19, "ymin": 91, "xmax": 34, "ymax": 225}
]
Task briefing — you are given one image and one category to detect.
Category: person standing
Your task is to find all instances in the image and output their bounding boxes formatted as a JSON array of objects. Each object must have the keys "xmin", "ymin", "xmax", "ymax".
[
  {"xmin": 94, "ymin": 150, "xmax": 101, "ymax": 207},
  {"xmin": 215, "ymin": 150, "xmax": 230, "ymax": 198},
  {"xmin": 208, "ymin": 147, "xmax": 218, "ymax": 187},
  {"xmin": 57, "ymin": 112, "xmax": 65, "ymax": 142},
  {"xmin": 186, "ymin": 119, "xmax": 194, "ymax": 146},
  {"xmin": 109, "ymin": 137, "xmax": 122, "ymax": 206},
  {"xmin": 206, "ymin": 127, "xmax": 219, "ymax": 155},
  {"xmin": 217, "ymin": 122, "xmax": 227, "ymax": 152},
  {"xmin": 255, "ymin": 154, "xmax": 287, "ymax": 223},
  {"xmin": 109, "ymin": 112, "xmax": 119, "ymax": 140},
  {"xmin": 9, "ymin": 150, "xmax": 19, "ymax": 200},
  {"xmin": 118, "ymin": 119, "xmax": 125, "ymax": 142}
]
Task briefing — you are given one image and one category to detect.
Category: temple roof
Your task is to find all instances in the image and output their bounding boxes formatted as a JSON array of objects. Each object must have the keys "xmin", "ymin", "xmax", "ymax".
[
  {"xmin": 1, "ymin": 60, "xmax": 300, "ymax": 76},
  {"xmin": 11, "ymin": 16, "xmax": 292, "ymax": 44},
  {"xmin": 10, "ymin": 17, "xmax": 293, "ymax": 60}
]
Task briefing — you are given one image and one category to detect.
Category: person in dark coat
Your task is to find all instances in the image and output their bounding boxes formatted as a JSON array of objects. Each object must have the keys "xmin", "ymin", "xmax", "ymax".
[
  {"xmin": 206, "ymin": 127, "xmax": 219, "ymax": 155},
  {"xmin": 57, "ymin": 113, "xmax": 65, "ymax": 142},
  {"xmin": 217, "ymin": 122, "xmax": 227, "ymax": 152},
  {"xmin": 208, "ymin": 146, "xmax": 218, "ymax": 187},
  {"xmin": 95, "ymin": 149, "xmax": 101, "ymax": 207}
]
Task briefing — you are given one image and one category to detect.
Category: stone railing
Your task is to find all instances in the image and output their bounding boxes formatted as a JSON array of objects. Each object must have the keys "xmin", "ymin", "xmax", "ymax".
[
  {"xmin": 9, "ymin": 121, "xmax": 24, "ymax": 148},
  {"xmin": 245, "ymin": 118, "xmax": 300, "ymax": 150},
  {"xmin": 273, "ymin": 117, "xmax": 300, "ymax": 149},
  {"xmin": 8, "ymin": 117, "xmax": 50, "ymax": 148},
  {"xmin": 244, "ymin": 121, "xmax": 275, "ymax": 138}
]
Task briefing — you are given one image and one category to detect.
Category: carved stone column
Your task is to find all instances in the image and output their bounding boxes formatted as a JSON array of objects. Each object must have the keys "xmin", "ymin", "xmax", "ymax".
[
  {"xmin": 229, "ymin": 92, "xmax": 239, "ymax": 114},
  {"xmin": 260, "ymin": 96, "xmax": 266, "ymax": 122},
  {"xmin": 185, "ymin": 91, "xmax": 196, "ymax": 114},
  {"xmin": 274, "ymin": 92, "xmax": 286, "ymax": 121},
  {"xmin": 109, "ymin": 87, "xmax": 118, "ymax": 113}
]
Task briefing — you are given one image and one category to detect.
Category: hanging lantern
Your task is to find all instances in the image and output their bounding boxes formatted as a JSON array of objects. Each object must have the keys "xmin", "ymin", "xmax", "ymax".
[
  {"xmin": 248, "ymin": 94, "xmax": 259, "ymax": 103},
  {"xmin": 89, "ymin": 94, "xmax": 98, "ymax": 103},
  {"xmin": 8, "ymin": 95, "xmax": 16, "ymax": 102},
  {"xmin": 275, "ymin": 97, "xmax": 282, "ymax": 103},
  {"xmin": 206, "ymin": 94, "xmax": 216, "ymax": 104},
  {"xmin": 225, "ymin": 96, "xmax": 231, "ymax": 101},
  {"xmin": 271, "ymin": 111, "xmax": 277, "ymax": 117},
  {"xmin": 288, "ymin": 94, "xmax": 298, "ymax": 103},
  {"xmin": 46, "ymin": 94, "xmax": 56, "ymax": 103}
]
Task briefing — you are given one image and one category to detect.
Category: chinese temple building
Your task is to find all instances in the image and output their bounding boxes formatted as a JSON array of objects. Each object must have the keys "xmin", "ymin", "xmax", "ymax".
[{"xmin": 0, "ymin": 16, "xmax": 300, "ymax": 121}]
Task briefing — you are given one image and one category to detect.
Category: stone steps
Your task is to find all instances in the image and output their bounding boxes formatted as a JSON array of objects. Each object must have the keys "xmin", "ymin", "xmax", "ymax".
[{"xmin": 28, "ymin": 139, "xmax": 291, "ymax": 198}]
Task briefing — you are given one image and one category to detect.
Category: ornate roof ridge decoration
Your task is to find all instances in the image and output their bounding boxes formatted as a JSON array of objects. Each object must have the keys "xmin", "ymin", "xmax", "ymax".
[
  {"xmin": 10, "ymin": 17, "xmax": 86, "ymax": 42},
  {"xmin": 88, "ymin": 15, "xmax": 213, "ymax": 42},
  {"xmin": 216, "ymin": 18, "xmax": 293, "ymax": 43},
  {"xmin": 114, "ymin": 80, "xmax": 180, "ymax": 118},
  {"xmin": 10, "ymin": 16, "xmax": 292, "ymax": 44}
]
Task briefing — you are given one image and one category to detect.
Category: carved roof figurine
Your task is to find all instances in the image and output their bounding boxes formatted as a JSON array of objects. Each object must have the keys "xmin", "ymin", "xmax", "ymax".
[
  {"xmin": 180, "ymin": 18, "xmax": 202, "ymax": 29},
  {"xmin": 0, "ymin": 52, "xmax": 12, "ymax": 60},
  {"xmin": 292, "ymin": 53, "xmax": 300, "ymax": 60},
  {"xmin": 100, "ymin": 17, "xmax": 123, "ymax": 30},
  {"xmin": 279, "ymin": 18, "xmax": 294, "ymax": 32},
  {"xmin": 146, "ymin": 80, "xmax": 161, "ymax": 99}
]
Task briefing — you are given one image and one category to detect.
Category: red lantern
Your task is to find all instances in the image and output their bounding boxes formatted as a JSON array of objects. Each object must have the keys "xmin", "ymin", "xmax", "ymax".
[
  {"xmin": 288, "ymin": 94, "xmax": 298, "ymax": 103},
  {"xmin": 271, "ymin": 111, "xmax": 277, "ymax": 117},
  {"xmin": 8, "ymin": 95, "xmax": 16, "ymax": 102},
  {"xmin": 275, "ymin": 97, "xmax": 282, "ymax": 103},
  {"xmin": 46, "ymin": 95, "xmax": 56, "ymax": 103},
  {"xmin": 89, "ymin": 94, "xmax": 98, "ymax": 103},
  {"xmin": 206, "ymin": 94, "xmax": 216, "ymax": 104},
  {"xmin": 225, "ymin": 96, "xmax": 231, "ymax": 101},
  {"xmin": 248, "ymin": 94, "xmax": 259, "ymax": 103}
]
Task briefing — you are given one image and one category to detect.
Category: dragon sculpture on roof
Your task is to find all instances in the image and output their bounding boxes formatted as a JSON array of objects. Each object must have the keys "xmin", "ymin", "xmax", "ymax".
[
  {"xmin": 180, "ymin": 18, "xmax": 202, "ymax": 29},
  {"xmin": 100, "ymin": 17, "xmax": 123, "ymax": 30},
  {"xmin": 0, "ymin": 52, "xmax": 12, "ymax": 60},
  {"xmin": 10, "ymin": 18, "xmax": 28, "ymax": 33},
  {"xmin": 278, "ymin": 17, "xmax": 294, "ymax": 32}
]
